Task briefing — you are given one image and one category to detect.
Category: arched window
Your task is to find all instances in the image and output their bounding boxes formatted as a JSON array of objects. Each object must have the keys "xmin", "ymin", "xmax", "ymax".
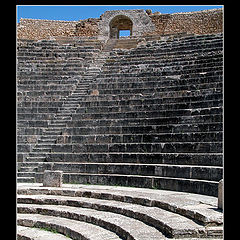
[{"xmin": 109, "ymin": 15, "xmax": 133, "ymax": 39}]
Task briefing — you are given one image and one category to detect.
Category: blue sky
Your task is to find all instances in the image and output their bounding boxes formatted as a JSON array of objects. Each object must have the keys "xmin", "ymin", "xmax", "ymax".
[{"xmin": 17, "ymin": 5, "xmax": 223, "ymax": 23}]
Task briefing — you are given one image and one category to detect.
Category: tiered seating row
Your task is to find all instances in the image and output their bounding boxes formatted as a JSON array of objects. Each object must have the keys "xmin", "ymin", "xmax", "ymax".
[
  {"xmin": 17, "ymin": 33, "xmax": 223, "ymax": 197},
  {"xmin": 17, "ymin": 39, "xmax": 102, "ymax": 163}
]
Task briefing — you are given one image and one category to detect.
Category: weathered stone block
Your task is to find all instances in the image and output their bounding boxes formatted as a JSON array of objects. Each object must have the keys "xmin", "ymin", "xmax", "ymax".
[
  {"xmin": 43, "ymin": 170, "xmax": 63, "ymax": 187},
  {"xmin": 218, "ymin": 179, "xmax": 223, "ymax": 209}
]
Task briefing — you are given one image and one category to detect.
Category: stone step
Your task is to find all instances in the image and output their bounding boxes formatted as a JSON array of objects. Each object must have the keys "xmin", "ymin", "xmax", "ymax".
[
  {"xmin": 49, "ymin": 142, "xmax": 222, "ymax": 154},
  {"xmin": 29, "ymin": 152, "xmax": 47, "ymax": 157},
  {"xmin": 17, "ymin": 172, "xmax": 36, "ymax": 177},
  {"xmin": 41, "ymin": 130, "xmax": 62, "ymax": 136},
  {"xmin": 38, "ymin": 139, "xmax": 56, "ymax": 144},
  {"xmin": 60, "ymin": 105, "xmax": 78, "ymax": 109},
  {"xmin": 63, "ymin": 123, "xmax": 222, "ymax": 135},
  {"xmin": 128, "ymin": 45, "xmax": 223, "ymax": 57},
  {"xmin": 17, "ymin": 90, "xmax": 72, "ymax": 97},
  {"xmin": 17, "ymin": 183, "xmax": 223, "ymax": 226},
  {"xmin": 17, "ymin": 84, "xmax": 76, "ymax": 91},
  {"xmin": 18, "ymin": 79, "xmax": 77, "ymax": 85},
  {"xmin": 81, "ymin": 88, "xmax": 222, "ymax": 102},
  {"xmin": 71, "ymin": 107, "xmax": 222, "ymax": 121},
  {"xmin": 61, "ymin": 102, "xmax": 79, "ymax": 107},
  {"xmin": 18, "ymin": 92, "xmax": 222, "ymax": 108},
  {"xmin": 97, "ymin": 69, "xmax": 222, "ymax": 80},
  {"xmin": 67, "ymin": 114, "xmax": 222, "ymax": 127},
  {"xmin": 121, "ymin": 42, "xmax": 222, "ymax": 53},
  {"xmin": 53, "ymin": 116, "xmax": 72, "ymax": 121},
  {"xmin": 95, "ymin": 69, "xmax": 221, "ymax": 80},
  {"xmin": 17, "ymin": 225, "xmax": 71, "ymax": 240},
  {"xmin": 32, "ymin": 148, "xmax": 51, "ymax": 153},
  {"xmin": 18, "ymin": 206, "xmax": 166, "ymax": 239},
  {"xmin": 49, "ymin": 119, "xmax": 69, "ymax": 124},
  {"xmin": 17, "ymin": 194, "xmax": 208, "ymax": 238},
  {"xmin": 44, "ymin": 127, "xmax": 64, "ymax": 132},
  {"xmin": 103, "ymin": 63, "xmax": 222, "ymax": 75},
  {"xmin": 17, "ymin": 177, "xmax": 35, "ymax": 183},
  {"xmin": 37, "ymin": 162, "xmax": 222, "ymax": 181},
  {"xmin": 75, "ymin": 100, "xmax": 222, "ymax": 114},
  {"xmin": 57, "ymin": 132, "xmax": 222, "ymax": 144},
  {"xmin": 17, "ymin": 113, "xmax": 56, "ymax": 121},
  {"xmin": 45, "ymin": 152, "xmax": 223, "ymax": 166},
  {"xmin": 91, "ymin": 76, "xmax": 222, "ymax": 90},
  {"xmin": 18, "ymin": 213, "xmax": 121, "ymax": 240},
  {"xmin": 18, "ymin": 162, "xmax": 40, "ymax": 168},
  {"xmin": 58, "ymin": 110, "xmax": 75, "ymax": 114},
  {"xmin": 18, "ymin": 116, "xmax": 222, "ymax": 133},
  {"xmin": 34, "ymin": 172, "xmax": 219, "ymax": 196},
  {"xmin": 67, "ymin": 95, "xmax": 87, "ymax": 100},
  {"xmin": 105, "ymin": 51, "xmax": 222, "ymax": 62},
  {"xmin": 105, "ymin": 52, "xmax": 222, "ymax": 63},
  {"xmin": 17, "ymin": 107, "xmax": 59, "ymax": 114},
  {"xmin": 55, "ymin": 112, "xmax": 72, "ymax": 117},
  {"xmin": 32, "ymin": 135, "xmax": 54, "ymax": 141},
  {"xmin": 105, "ymin": 56, "xmax": 222, "ymax": 70},
  {"xmin": 25, "ymin": 157, "xmax": 46, "ymax": 162},
  {"xmin": 92, "ymin": 83, "xmax": 222, "ymax": 95},
  {"xmin": 19, "ymin": 166, "xmax": 38, "ymax": 172},
  {"xmin": 34, "ymin": 143, "xmax": 55, "ymax": 149}
]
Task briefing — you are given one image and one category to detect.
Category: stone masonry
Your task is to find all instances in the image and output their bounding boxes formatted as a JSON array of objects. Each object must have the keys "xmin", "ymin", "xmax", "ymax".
[
  {"xmin": 17, "ymin": 8, "xmax": 223, "ymax": 240},
  {"xmin": 17, "ymin": 8, "xmax": 223, "ymax": 40}
]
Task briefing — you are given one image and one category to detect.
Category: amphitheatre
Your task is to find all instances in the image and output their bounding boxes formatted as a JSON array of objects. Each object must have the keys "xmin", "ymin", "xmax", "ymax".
[{"xmin": 17, "ymin": 7, "xmax": 223, "ymax": 239}]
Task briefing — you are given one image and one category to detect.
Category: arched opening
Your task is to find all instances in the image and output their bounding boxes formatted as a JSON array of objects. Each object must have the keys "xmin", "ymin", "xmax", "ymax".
[{"xmin": 109, "ymin": 15, "xmax": 133, "ymax": 39}]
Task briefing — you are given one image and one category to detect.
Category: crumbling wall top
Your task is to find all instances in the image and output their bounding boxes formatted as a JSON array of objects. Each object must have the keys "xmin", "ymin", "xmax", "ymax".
[{"xmin": 17, "ymin": 8, "xmax": 223, "ymax": 41}]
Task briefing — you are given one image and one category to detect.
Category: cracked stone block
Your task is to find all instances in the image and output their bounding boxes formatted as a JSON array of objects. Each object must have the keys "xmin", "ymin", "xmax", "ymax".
[{"xmin": 43, "ymin": 170, "xmax": 63, "ymax": 187}]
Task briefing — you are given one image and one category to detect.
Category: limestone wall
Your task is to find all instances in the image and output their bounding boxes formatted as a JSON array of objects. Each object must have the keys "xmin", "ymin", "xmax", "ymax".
[
  {"xmin": 148, "ymin": 8, "xmax": 223, "ymax": 35},
  {"xmin": 17, "ymin": 8, "xmax": 223, "ymax": 40},
  {"xmin": 75, "ymin": 18, "xmax": 100, "ymax": 37},
  {"xmin": 17, "ymin": 18, "xmax": 77, "ymax": 40}
]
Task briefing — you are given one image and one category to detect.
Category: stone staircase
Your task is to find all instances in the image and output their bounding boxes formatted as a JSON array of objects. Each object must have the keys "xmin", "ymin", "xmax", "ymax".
[
  {"xmin": 114, "ymin": 38, "xmax": 139, "ymax": 49},
  {"xmin": 17, "ymin": 33, "xmax": 223, "ymax": 196},
  {"xmin": 17, "ymin": 39, "xmax": 109, "ymax": 182},
  {"xmin": 17, "ymin": 32, "xmax": 223, "ymax": 240},
  {"xmin": 20, "ymin": 33, "xmax": 223, "ymax": 197},
  {"xmin": 103, "ymin": 37, "xmax": 139, "ymax": 51}
]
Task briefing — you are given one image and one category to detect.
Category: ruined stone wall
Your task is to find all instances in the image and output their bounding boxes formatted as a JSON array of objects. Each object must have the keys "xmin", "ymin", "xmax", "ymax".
[
  {"xmin": 75, "ymin": 18, "xmax": 100, "ymax": 37},
  {"xmin": 17, "ymin": 18, "xmax": 78, "ymax": 40},
  {"xmin": 147, "ymin": 8, "xmax": 223, "ymax": 35},
  {"xmin": 17, "ymin": 8, "xmax": 223, "ymax": 40}
]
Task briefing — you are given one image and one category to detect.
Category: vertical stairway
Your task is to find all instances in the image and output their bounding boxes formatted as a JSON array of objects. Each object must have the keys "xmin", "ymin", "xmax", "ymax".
[{"xmin": 17, "ymin": 50, "xmax": 110, "ymax": 183}]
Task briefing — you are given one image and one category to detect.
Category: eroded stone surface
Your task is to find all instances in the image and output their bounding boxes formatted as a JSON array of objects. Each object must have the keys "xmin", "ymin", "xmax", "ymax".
[
  {"xmin": 43, "ymin": 170, "xmax": 63, "ymax": 187},
  {"xmin": 218, "ymin": 179, "xmax": 223, "ymax": 209}
]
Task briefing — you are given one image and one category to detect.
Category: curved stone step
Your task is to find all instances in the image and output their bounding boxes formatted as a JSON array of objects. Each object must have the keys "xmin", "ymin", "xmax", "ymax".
[
  {"xmin": 18, "ymin": 205, "xmax": 167, "ymax": 239},
  {"xmin": 36, "ymin": 162, "xmax": 222, "ymax": 182},
  {"xmin": 17, "ymin": 225, "xmax": 71, "ymax": 240},
  {"xmin": 17, "ymin": 183, "xmax": 223, "ymax": 226},
  {"xmin": 17, "ymin": 194, "xmax": 208, "ymax": 238},
  {"xmin": 34, "ymin": 172, "xmax": 219, "ymax": 196},
  {"xmin": 44, "ymin": 152, "xmax": 223, "ymax": 166},
  {"xmin": 18, "ymin": 213, "xmax": 121, "ymax": 240}
]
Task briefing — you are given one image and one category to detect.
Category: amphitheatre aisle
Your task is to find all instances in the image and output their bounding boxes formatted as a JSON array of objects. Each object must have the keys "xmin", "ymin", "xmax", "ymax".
[{"xmin": 17, "ymin": 8, "xmax": 223, "ymax": 240}]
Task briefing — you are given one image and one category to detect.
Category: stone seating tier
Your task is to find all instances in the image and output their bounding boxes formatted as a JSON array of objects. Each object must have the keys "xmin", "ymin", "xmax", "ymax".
[
  {"xmin": 17, "ymin": 33, "xmax": 223, "ymax": 197},
  {"xmin": 17, "ymin": 183, "xmax": 223, "ymax": 239}
]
